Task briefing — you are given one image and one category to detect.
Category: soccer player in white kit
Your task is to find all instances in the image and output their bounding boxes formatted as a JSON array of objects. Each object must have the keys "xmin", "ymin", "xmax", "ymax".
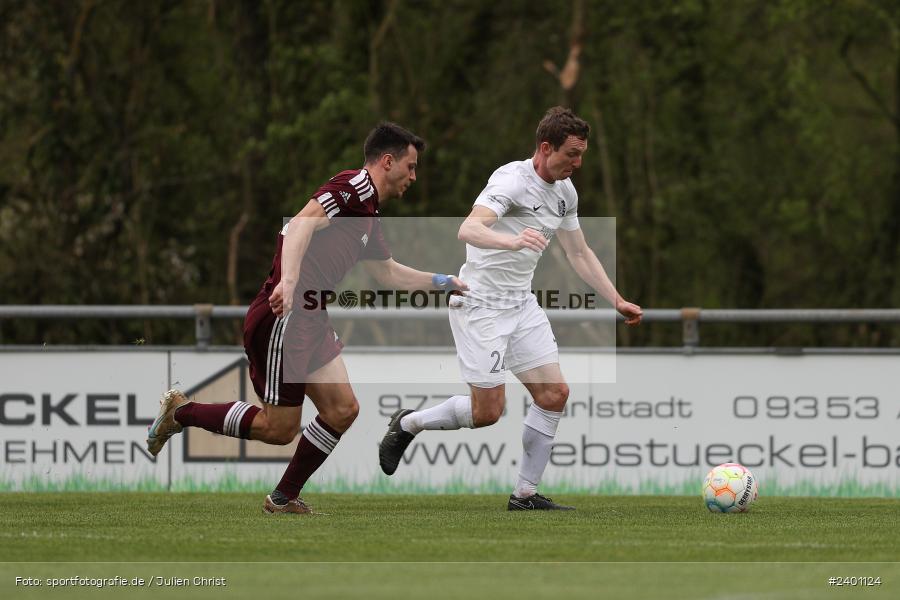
[{"xmin": 379, "ymin": 107, "xmax": 643, "ymax": 510}]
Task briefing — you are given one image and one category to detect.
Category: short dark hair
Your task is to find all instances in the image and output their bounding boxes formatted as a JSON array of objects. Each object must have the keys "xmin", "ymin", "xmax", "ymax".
[
  {"xmin": 535, "ymin": 107, "xmax": 590, "ymax": 150},
  {"xmin": 364, "ymin": 122, "xmax": 426, "ymax": 164}
]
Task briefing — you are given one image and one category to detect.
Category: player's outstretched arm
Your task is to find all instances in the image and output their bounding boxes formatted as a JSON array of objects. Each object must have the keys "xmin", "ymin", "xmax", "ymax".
[
  {"xmin": 270, "ymin": 200, "xmax": 330, "ymax": 316},
  {"xmin": 458, "ymin": 206, "xmax": 548, "ymax": 252},
  {"xmin": 557, "ymin": 227, "xmax": 643, "ymax": 325},
  {"xmin": 363, "ymin": 259, "xmax": 467, "ymax": 292}
]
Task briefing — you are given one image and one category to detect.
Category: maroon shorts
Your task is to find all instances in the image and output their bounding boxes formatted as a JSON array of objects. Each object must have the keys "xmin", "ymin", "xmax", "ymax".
[{"xmin": 243, "ymin": 295, "xmax": 344, "ymax": 407}]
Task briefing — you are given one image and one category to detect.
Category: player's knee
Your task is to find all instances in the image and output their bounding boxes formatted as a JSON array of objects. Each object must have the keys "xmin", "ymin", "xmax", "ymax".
[
  {"xmin": 325, "ymin": 400, "xmax": 359, "ymax": 431},
  {"xmin": 539, "ymin": 384, "xmax": 569, "ymax": 412},
  {"xmin": 341, "ymin": 400, "xmax": 360, "ymax": 428}
]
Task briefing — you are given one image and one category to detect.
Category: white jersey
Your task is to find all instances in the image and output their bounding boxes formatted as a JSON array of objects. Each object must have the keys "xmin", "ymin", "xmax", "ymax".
[{"xmin": 459, "ymin": 159, "xmax": 580, "ymax": 308}]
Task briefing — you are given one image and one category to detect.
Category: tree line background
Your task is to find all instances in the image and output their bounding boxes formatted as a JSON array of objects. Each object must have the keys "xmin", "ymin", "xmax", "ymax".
[{"xmin": 1, "ymin": 0, "xmax": 898, "ymax": 347}]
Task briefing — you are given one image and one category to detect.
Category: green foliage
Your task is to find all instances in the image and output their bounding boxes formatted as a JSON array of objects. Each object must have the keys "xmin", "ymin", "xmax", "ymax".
[{"xmin": 1, "ymin": 0, "xmax": 898, "ymax": 346}]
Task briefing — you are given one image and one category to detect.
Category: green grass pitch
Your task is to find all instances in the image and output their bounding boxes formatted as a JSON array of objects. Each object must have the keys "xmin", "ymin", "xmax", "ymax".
[{"xmin": 2, "ymin": 493, "xmax": 898, "ymax": 599}]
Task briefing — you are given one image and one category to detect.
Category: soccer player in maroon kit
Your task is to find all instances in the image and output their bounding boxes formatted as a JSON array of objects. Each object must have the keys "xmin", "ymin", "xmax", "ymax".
[{"xmin": 146, "ymin": 123, "xmax": 465, "ymax": 513}]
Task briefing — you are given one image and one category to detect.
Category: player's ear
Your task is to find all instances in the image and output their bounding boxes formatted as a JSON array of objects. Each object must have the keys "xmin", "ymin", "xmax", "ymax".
[{"xmin": 381, "ymin": 153, "xmax": 393, "ymax": 171}]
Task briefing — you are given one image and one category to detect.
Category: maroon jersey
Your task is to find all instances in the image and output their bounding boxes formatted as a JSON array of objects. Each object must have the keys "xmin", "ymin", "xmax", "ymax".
[{"xmin": 258, "ymin": 168, "xmax": 392, "ymax": 303}]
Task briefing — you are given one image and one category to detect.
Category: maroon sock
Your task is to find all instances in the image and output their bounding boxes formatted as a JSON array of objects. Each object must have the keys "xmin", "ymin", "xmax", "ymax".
[
  {"xmin": 275, "ymin": 416, "xmax": 341, "ymax": 499},
  {"xmin": 175, "ymin": 401, "xmax": 260, "ymax": 439}
]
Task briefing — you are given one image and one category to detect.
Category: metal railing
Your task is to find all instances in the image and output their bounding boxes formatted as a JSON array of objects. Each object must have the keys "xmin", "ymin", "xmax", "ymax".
[{"xmin": 2, "ymin": 305, "xmax": 900, "ymax": 347}]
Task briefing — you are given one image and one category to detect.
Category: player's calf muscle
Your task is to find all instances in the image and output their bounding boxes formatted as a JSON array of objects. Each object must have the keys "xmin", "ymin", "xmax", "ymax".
[
  {"xmin": 472, "ymin": 391, "xmax": 505, "ymax": 427},
  {"xmin": 473, "ymin": 407, "xmax": 503, "ymax": 427},
  {"xmin": 251, "ymin": 411, "xmax": 300, "ymax": 445}
]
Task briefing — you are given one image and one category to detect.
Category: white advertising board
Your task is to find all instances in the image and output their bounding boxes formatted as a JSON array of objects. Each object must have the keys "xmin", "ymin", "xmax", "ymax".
[{"xmin": 1, "ymin": 349, "xmax": 897, "ymax": 496}]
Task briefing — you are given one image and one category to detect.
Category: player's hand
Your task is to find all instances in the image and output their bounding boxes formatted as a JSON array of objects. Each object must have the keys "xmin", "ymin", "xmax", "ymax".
[
  {"xmin": 508, "ymin": 227, "xmax": 549, "ymax": 252},
  {"xmin": 268, "ymin": 282, "xmax": 293, "ymax": 317},
  {"xmin": 617, "ymin": 299, "xmax": 643, "ymax": 326},
  {"xmin": 448, "ymin": 276, "xmax": 468, "ymax": 293}
]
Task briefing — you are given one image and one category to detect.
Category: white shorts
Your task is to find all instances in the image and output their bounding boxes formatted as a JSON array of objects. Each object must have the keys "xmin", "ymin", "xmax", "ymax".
[{"xmin": 448, "ymin": 294, "xmax": 558, "ymax": 388}]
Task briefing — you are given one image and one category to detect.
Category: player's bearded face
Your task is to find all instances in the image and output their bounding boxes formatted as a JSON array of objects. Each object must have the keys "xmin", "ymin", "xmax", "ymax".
[{"xmin": 547, "ymin": 136, "xmax": 587, "ymax": 180}]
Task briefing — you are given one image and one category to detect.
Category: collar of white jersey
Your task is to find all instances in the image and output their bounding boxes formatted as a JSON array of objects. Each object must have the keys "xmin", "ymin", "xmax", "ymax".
[{"xmin": 525, "ymin": 158, "xmax": 557, "ymax": 190}]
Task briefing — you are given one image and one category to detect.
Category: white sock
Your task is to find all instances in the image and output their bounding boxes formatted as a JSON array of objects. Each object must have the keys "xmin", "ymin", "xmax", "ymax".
[
  {"xmin": 514, "ymin": 403, "xmax": 562, "ymax": 498},
  {"xmin": 400, "ymin": 395, "xmax": 473, "ymax": 435}
]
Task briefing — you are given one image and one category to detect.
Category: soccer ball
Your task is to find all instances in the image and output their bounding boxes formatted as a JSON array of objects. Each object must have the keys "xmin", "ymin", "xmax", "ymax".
[{"xmin": 702, "ymin": 463, "xmax": 758, "ymax": 513}]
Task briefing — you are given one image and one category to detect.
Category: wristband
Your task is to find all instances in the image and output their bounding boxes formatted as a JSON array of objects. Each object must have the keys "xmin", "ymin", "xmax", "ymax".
[{"xmin": 432, "ymin": 274, "xmax": 453, "ymax": 289}]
